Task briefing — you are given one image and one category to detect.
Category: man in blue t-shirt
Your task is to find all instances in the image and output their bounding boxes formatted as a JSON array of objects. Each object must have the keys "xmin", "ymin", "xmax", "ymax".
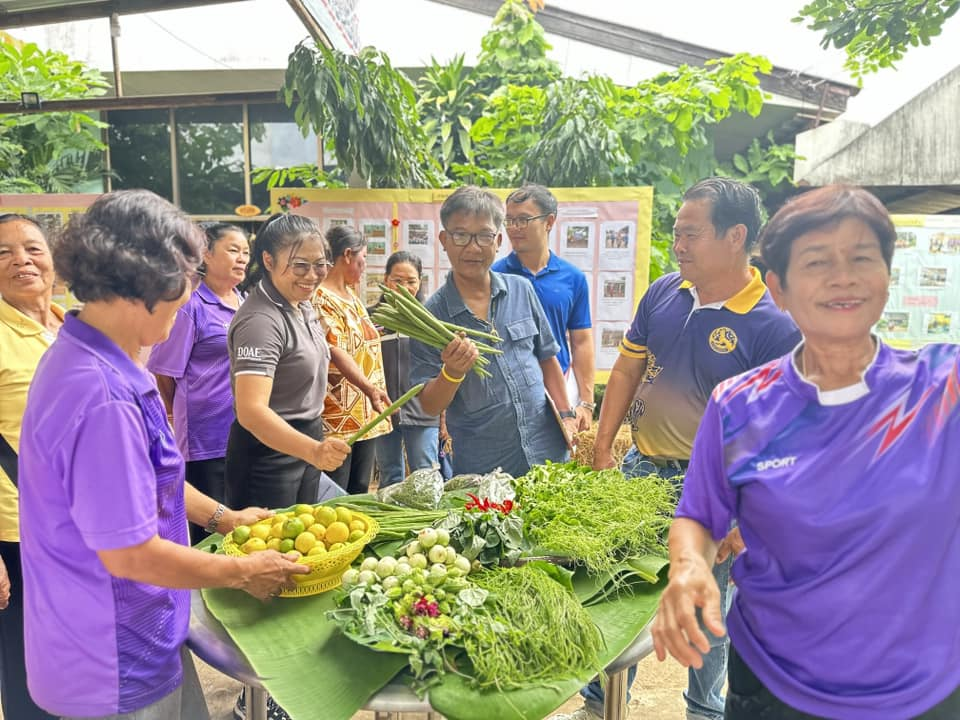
[
  {"xmin": 492, "ymin": 184, "xmax": 595, "ymax": 432},
  {"xmin": 554, "ymin": 178, "xmax": 800, "ymax": 720}
]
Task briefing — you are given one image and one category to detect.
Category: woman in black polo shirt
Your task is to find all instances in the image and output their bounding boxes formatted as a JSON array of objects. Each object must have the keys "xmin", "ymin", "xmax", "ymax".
[{"xmin": 225, "ymin": 214, "xmax": 389, "ymax": 511}]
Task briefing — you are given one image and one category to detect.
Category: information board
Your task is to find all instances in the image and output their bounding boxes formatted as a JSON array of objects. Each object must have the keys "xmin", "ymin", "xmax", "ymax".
[
  {"xmin": 880, "ymin": 214, "xmax": 960, "ymax": 348},
  {"xmin": 272, "ymin": 187, "xmax": 654, "ymax": 377}
]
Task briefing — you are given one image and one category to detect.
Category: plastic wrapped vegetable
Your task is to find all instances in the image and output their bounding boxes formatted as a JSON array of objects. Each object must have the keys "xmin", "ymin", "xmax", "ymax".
[{"xmin": 377, "ymin": 466, "xmax": 444, "ymax": 510}]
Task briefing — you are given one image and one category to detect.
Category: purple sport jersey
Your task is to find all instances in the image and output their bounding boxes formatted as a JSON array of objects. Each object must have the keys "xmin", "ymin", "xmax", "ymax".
[
  {"xmin": 18, "ymin": 312, "xmax": 190, "ymax": 717},
  {"xmin": 678, "ymin": 341, "xmax": 960, "ymax": 719},
  {"xmin": 147, "ymin": 283, "xmax": 240, "ymax": 461}
]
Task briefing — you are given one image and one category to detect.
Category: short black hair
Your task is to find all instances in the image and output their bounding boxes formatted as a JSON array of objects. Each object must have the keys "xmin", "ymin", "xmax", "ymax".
[
  {"xmin": 0, "ymin": 213, "xmax": 43, "ymax": 233},
  {"xmin": 440, "ymin": 186, "xmax": 505, "ymax": 229},
  {"xmin": 506, "ymin": 183, "xmax": 558, "ymax": 216},
  {"xmin": 55, "ymin": 190, "xmax": 204, "ymax": 311},
  {"xmin": 683, "ymin": 177, "xmax": 763, "ymax": 251},
  {"xmin": 760, "ymin": 185, "xmax": 895, "ymax": 285}
]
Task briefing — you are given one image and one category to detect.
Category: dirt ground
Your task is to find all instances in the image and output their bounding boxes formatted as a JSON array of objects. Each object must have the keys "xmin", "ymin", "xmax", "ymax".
[{"xmin": 194, "ymin": 649, "xmax": 689, "ymax": 720}]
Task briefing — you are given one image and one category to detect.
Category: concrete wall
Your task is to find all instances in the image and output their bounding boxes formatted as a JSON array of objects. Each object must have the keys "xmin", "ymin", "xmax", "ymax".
[{"xmin": 795, "ymin": 65, "xmax": 960, "ymax": 186}]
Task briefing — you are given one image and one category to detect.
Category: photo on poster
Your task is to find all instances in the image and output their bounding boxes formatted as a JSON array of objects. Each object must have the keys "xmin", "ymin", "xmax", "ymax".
[
  {"xmin": 402, "ymin": 220, "xmax": 435, "ymax": 264},
  {"xmin": 877, "ymin": 311, "xmax": 909, "ymax": 333},
  {"xmin": 929, "ymin": 232, "xmax": 960, "ymax": 254},
  {"xmin": 924, "ymin": 312, "xmax": 953, "ymax": 336},
  {"xmin": 35, "ymin": 212, "xmax": 63, "ymax": 237},
  {"xmin": 325, "ymin": 217, "xmax": 351, "ymax": 230},
  {"xmin": 364, "ymin": 272, "xmax": 385, "ymax": 307},
  {"xmin": 361, "ymin": 220, "xmax": 389, "ymax": 262},
  {"xmin": 560, "ymin": 221, "xmax": 595, "ymax": 270},
  {"xmin": 918, "ymin": 266, "xmax": 948, "ymax": 288},
  {"xmin": 597, "ymin": 272, "xmax": 633, "ymax": 320},
  {"xmin": 595, "ymin": 322, "xmax": 625, "ymax": 369},
  {"xmin": 890, "ymin": 267, "xmax": 901, "ymax": 286},
  {"xmin": 895, "ymin": 230, "xmax": 917, "ymax": 250},
  {"xmin": 599, "ymin": 221, "xmax": 635, "ymax": 270}
]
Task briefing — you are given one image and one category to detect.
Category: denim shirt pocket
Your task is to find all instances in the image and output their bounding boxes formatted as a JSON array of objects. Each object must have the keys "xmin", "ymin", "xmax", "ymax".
[{"xmin": 504, "ymin": 316, "xmax": 540, "ymax": 386}]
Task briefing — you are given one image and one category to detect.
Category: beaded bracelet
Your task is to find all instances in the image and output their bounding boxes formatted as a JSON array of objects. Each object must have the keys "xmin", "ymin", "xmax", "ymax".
[{"xmin": 440, "ymin": 364, "xmax": 466, "ymax": 384}]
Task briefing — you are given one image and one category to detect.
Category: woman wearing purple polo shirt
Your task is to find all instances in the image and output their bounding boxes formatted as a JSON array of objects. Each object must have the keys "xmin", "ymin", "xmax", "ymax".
[
  {"xmin": 653, "ymin": 186, "xmax": 960, "ymax": 719},
  {"xmin": 149, "ymin": 222, "xmax": 250, "ymax": 545},
  {"xmin": 17, "ymin": 190, "xmax": 310, "ymax": 720}
]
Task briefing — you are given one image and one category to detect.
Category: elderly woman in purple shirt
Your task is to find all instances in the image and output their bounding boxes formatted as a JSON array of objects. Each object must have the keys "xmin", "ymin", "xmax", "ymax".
[
  {"xmin": 148, "ymin": 222, "xmax": 250, "ymax": 545},
  {"xmin": 17, "ymin": 190, "xmax": 309, "ymax": 720},
  {"xmin": 653, "ymin": 186, "xmax": 960, "ymax": 719}
]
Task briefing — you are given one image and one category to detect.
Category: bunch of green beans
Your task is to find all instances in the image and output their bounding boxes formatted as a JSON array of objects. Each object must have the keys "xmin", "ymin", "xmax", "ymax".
[
  {"xmin": 328, "ymin": 496, "xmax": 448, "ymax": 541},
  {"xmin": 370, "ymin": 284, "xmax": 502, "ymax": 378}
]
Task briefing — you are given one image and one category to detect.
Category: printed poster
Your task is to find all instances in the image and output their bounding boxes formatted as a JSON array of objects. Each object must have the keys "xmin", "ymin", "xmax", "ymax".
[{"xmin": 880, "ymin": 215, "xmax": 960, "ymax": 347}]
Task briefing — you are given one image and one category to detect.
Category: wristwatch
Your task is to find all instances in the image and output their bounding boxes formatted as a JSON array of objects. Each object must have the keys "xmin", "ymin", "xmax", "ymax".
[
  {"xmin": 559, "ymin": 409, "xmax": 577, "ymax": 419},
  {"xmin": 578, "ymin": 400, "xmax": 597, "ymax": 411}
]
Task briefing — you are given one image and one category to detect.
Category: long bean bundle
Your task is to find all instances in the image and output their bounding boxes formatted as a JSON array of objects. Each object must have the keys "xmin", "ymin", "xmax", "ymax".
[
  {"xmin": 370, "ymin": 284, "xmax": 502, "ymax": 378},
  {"xmin": 462, "ymin": 564, "xmax": 604, "ymax": 690},
  {"xmin": 324, "ymin": 496, "xmax": 448, "ymax": 541}
]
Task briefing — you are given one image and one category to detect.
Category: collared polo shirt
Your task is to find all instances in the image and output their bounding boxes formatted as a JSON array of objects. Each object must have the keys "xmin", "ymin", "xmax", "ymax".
[
  {"xmin": 228, "ymin": 276, "xmax": 330, "ymax": 422},
  {"xmin": 0, "ymin": 298, "xmax": 64, "ymax": 541},
  {"xmin": 18, "ymin": 312, "xmax": 190, "ymax": 717},
  {"xmin": 492, "ymin": 251, "xmax": 591, "ymax": 373},
  {"xmin": 409, "ymin": 271, "xmax": 568, "ymax": 476},
  {"xmin": 147, "ymin": 282, "xmax": 241, "ymax": 461},
  {"xmin": 619, "ymin": 268, "xmax": 800, "ymax": 460},
  {"xmin": 678, "ymin": 342, "xmax": 960, "ymax": 719}
]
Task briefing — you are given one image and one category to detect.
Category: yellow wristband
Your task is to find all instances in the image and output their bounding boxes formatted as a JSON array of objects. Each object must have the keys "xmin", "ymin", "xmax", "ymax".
[{"xmin": 440, "ymin": 364, "xmax": 465, "ymax": 384}]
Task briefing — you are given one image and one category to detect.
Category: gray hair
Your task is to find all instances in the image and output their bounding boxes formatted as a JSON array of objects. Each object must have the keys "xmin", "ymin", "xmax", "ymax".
[
  {"xmin": 440, "ymin": 186, "xmax": 505, "ymax": 229},
  {"xmin": 55, "ymin": 189, "xmax": 204, "ymax": 311},
  {"xmin": 506, "ymin": 183, "xmax": 558, "ymax": 216}
]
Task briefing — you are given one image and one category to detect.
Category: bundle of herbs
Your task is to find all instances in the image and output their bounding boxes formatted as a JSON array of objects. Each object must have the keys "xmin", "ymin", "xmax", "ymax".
[
  {"xmin": 461, "ymin": 562, "xmax": 604, "ymax": 690},
  {"xmin": 370, "ymin": 284, "xmax": 502, "ymax": 377},
  {"xmin": 516, "ymin": 461, "xmax": 677, "ymax": 575},
  {"xmin": 437, "ymin": 493, "xmax": 528, "ymax": 567}
]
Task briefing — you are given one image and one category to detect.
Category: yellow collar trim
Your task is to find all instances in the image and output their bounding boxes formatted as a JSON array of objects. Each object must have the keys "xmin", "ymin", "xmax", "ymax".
[
  {"xmin": 0, "ymin": 298, "xmax": 65, "ymax": 336},
  {"xmin": 679, "ymin": 267, "xmax": 766, "ymax": 315}
]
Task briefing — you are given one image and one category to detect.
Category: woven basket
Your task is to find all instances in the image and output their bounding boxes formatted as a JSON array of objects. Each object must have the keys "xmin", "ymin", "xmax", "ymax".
[{"xmin": 221, "ymin": 510, "xmax": 379, "ymax": 598}]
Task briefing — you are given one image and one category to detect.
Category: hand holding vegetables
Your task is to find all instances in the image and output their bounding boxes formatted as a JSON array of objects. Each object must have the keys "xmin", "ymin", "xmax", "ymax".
[
  {"xmin": 310, "ymin": 437, "xmax": 351, "ymax": 471},
  {"xmin": 440, "ymin": 334, "xmax": 479, "ymax": 380}
]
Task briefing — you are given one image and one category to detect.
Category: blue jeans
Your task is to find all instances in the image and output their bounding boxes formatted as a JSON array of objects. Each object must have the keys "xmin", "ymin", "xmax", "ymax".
[
  {"xmin": 375, "ymin": 424, "xmax": 440, "ymax": 487},
  {"xmin": 581, "ymin": 447, "xmax": 733, "ymax": 720}
]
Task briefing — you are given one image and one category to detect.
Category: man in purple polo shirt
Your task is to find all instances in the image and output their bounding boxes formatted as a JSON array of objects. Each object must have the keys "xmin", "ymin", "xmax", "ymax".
[{"xmin": 18, "ymin": 190, "xmax": 307, "ymax": 719}]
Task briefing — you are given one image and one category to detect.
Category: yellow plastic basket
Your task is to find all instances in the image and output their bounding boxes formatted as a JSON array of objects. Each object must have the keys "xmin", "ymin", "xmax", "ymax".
[{"xmin": 220, "ymin": 510, "xmax": 379, "ymax": 598}]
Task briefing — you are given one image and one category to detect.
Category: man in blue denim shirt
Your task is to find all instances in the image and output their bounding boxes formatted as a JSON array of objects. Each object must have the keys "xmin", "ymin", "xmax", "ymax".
[{"xmin": 409, "ymin": 186, "xmax": 576, "ymax": 477}]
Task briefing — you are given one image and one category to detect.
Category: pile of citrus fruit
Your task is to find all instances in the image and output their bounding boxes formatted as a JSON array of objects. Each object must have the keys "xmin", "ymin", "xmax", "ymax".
[{"xmin": 229, "ymin": 504, "xmax": 368, "ymax": 561}]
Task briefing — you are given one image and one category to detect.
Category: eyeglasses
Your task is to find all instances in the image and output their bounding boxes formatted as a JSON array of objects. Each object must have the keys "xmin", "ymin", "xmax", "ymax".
[
  {"xmin": 504, "ymin": 213, "xmax": 550, "ymax": 229},
  {"xmin": 289, "ymin": 260, "xmax": 333, "ymax": 277},
  {"xmin": 445, "ymin": 230, "xmax": 498, "ymax": 247}
]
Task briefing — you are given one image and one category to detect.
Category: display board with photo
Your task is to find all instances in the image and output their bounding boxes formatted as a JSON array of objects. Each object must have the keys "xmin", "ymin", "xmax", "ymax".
[
  {"xmin": 277, "ymin": 187, "xmax": 653, "ymax": 378},
  {"xmin": 879, "ymin": 215, "xmax": 960, "ymax": 347}
]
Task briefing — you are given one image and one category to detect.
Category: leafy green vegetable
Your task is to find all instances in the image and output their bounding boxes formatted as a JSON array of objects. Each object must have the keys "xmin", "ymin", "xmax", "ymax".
[
  {"xmin": 462, "ymin": 564, "xmax": 604, "ymax": 690},
  {"xmin": 516, "ymin": 461, "xmax": 676, "ymax": 575}
]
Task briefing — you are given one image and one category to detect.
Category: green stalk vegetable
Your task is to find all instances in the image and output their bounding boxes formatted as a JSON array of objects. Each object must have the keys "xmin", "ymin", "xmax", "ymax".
[{"xmin": 347, "ymin": 383, "xmax": 425, "ymax": 446}]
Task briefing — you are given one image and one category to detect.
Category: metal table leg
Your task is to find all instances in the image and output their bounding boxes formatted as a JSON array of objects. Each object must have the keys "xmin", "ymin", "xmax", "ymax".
[
  {"xmin": 248, "ymin": 685, "xmax": 268, "ymax": 720},
  {"xmin": 602, "ymin": 667, "xmax": 628, "ymax": 720}
]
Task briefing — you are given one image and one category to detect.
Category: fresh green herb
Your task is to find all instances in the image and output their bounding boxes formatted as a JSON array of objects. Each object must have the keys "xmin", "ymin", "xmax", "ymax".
[
  {"xmin": 516, "ymin": 461, "xmax": 677, "ymax": 575},
  {"xmin": 347, "ymin": 383, "xmax": 424, "ymax": 446},
  {"xmin": 462, "ymin": 564, "xmax": 604, "ymax": 690}
]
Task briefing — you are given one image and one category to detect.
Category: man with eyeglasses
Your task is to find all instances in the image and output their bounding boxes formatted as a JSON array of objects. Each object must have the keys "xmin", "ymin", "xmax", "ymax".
[
  {"xmin": 409, "ymin": 185, "xmax": 576, "ymax": 478},
  {"xmin": 492, "ymin": 184, "xmax": 595, "ymax": 433}
]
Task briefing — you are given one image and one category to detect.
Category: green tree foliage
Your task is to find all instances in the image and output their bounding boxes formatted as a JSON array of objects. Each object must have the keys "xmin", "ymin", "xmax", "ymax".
[
  {"xmin": 795, "ymin": 0, "xmax": 960, "ymax": 80},
  {"xmin": 279, "ymin": 0, "xmax": 800, "ymax": 279},
  {"xmin": 283, "ymin": 43, "xmax": 442, "ymax": 188},
  {"xmin": 0, "ymin": 40, "xmax": 110, "ymax": 192}
]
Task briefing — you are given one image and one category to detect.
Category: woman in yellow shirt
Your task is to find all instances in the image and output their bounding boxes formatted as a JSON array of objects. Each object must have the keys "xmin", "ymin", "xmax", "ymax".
[
  {"xmin": 0, "ymin": 213, "xmax": 61, "ymax": 720},
  {"xmin": 313, "ymin": 225, "xmax": 390, "ymax": 493}
]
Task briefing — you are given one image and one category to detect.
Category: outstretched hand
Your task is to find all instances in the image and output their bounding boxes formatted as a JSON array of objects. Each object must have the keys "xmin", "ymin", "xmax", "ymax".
[{"xmin": 651, "ymin": 555, "xmax": 726, "ymax": 668}]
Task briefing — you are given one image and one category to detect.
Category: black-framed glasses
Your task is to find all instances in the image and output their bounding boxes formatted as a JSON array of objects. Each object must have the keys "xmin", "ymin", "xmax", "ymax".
[
  {"xmin": 445, "ymin": 230, "xmax": 498, "ymax": 247},
  {"xmin": 289, "ymin": 259, "xmax": 333, "ymax": 277},
  {"xmin": 504, "ymin": 213, "xmax": 550, "ymax": 229}
]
